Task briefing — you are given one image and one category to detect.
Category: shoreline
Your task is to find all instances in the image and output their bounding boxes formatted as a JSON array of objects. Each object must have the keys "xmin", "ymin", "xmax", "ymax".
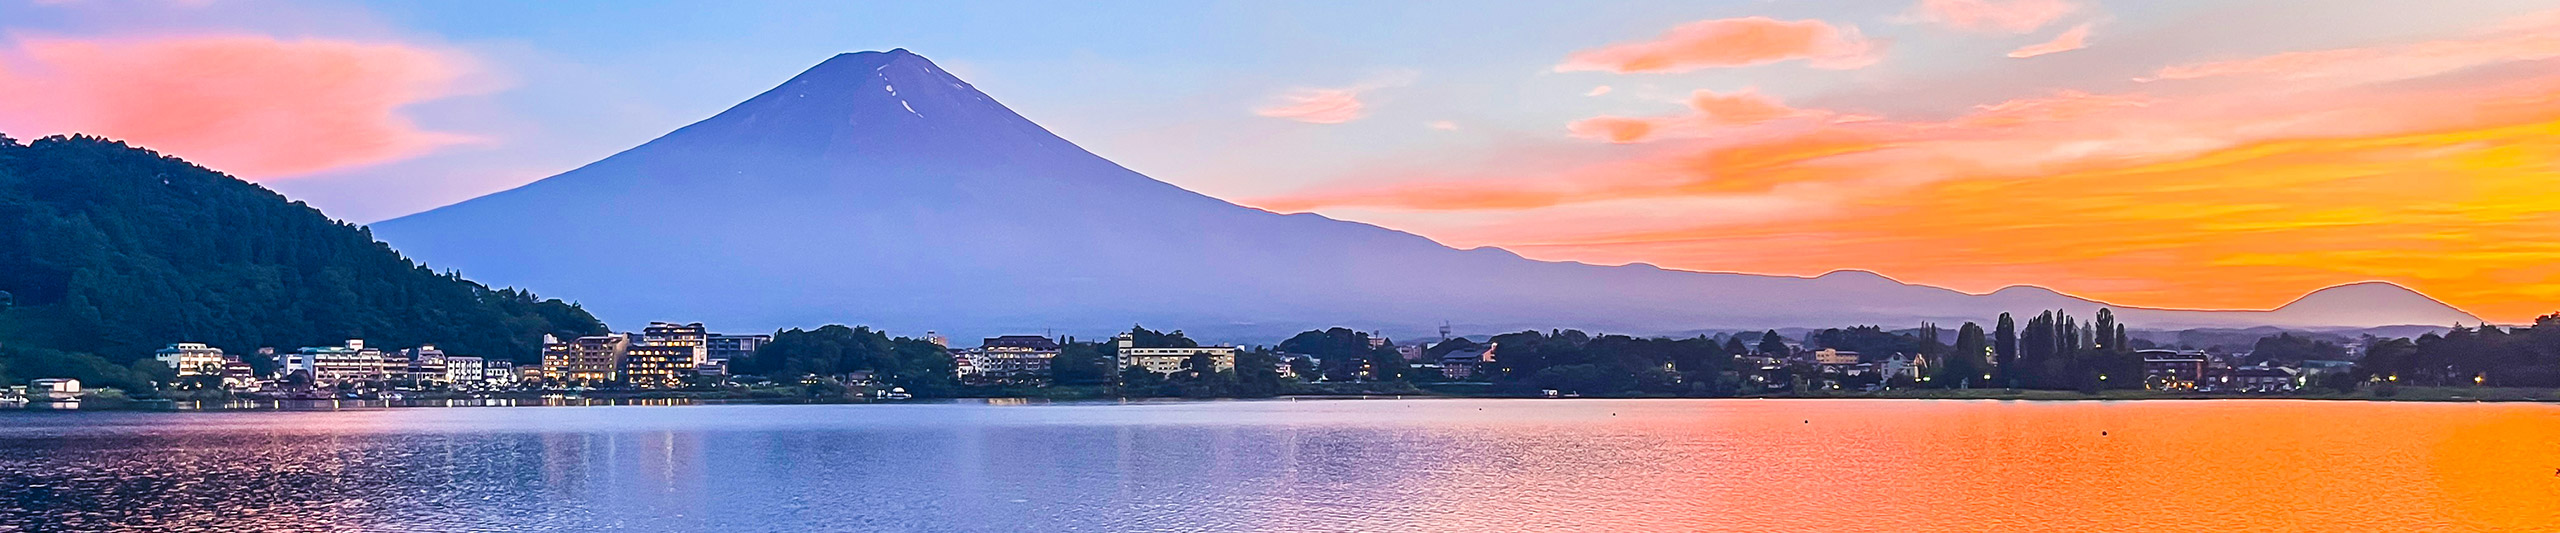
[{"xmin": 16, "ymin": 385, "xmax": 2556, "ymax": 412}]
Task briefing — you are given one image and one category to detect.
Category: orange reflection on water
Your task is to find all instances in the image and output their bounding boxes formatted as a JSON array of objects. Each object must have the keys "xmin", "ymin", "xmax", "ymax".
[{"xmin": 1361, "ymin": 400, "xmax": 2560, "ymax": 532}]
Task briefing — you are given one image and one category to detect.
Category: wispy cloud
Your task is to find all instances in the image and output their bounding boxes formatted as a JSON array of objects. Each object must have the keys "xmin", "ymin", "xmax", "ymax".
[
  {"xmin": 1255, "ymin": 89, "xmax": 1367, "ymax": 124},
  {"xmin": 2008, "ymin": 22, "xmax": 2093, "ymax": 58},
  {"xmin": 1252, "ymin": 71, "xmax": 1417, "ymax": 124},
  {"xmin": 2143, "ymin": 12, "xmax": 2560, "ymax": 83},
  {"xmin": 1555, "ymin": 17, "xmax": 1880, "ymax": 73}
]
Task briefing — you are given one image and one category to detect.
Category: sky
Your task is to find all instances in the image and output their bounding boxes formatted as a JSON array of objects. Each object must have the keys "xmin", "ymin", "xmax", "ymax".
[{"xmin": 1, "ymin": 0, "xmax": 2556, "ymax": 322}]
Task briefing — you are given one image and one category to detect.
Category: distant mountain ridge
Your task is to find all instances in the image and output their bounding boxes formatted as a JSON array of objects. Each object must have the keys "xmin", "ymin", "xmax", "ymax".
[{"xmin": 372, "ymin": 50, "xmax": 2482, "ymax": 342}]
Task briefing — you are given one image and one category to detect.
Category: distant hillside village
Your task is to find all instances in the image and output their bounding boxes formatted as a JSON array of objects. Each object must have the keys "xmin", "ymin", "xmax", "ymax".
[{"xmin": 11, "ymin": 307, "xmax": 2560, "ymax": 408}]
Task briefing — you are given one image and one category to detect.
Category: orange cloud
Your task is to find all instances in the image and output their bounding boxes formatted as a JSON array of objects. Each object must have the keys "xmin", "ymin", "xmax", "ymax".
[
  {"xmin": 1915, "ymin": 0, "xmax": 2078, "ymax": 33},
  {"xmin": 1254, "ymin": 88, "xmax": 1366, "ymax": 124},
  {"xmin": 2008, "ymin": 23, "xmax": 2092, "ymax": 58},
  {"xmin": 1256, "ymin": 28, "xmax": 2560, "ymax": 321},
  {"xmin": 1556, "ymin": 17, "xmax": 1879, "ymax": 73},
  {"xmin": 0, "ymin": 35, "xmax": 480, "ymax": 178},
  {"xmin": 2145, "ymin": 14, "xmax": 2560, "ymax": 83},
  {"xmin": 1514, "ymin": 118, "xmax": 2560, "ymax": 322}
]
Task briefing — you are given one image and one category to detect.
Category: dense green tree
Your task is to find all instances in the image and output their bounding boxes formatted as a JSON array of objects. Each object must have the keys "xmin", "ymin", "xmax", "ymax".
[
  {"xmin": 732, "ymin": 325, "xmax": 957, "ymax": 396},
  {"xmin": 1936, "ymin": 322, "xmax": 1990, "ymax": 388},
  {"xmin": 1279, "ymin": 327, "xmax": 1402, "ymax": 382},
  {"xmin": 1993, "ymin": 313, "xmax": 2018, "ymax": 387},
  {"xmin": 0, "ymin": 135, "xmax": 605, "ymax": 380},
  {"xmin": 1050, "ymin": 340, "xmax": 1113, "ymax": 385},
  {"xmin": 2246, "ymin": 333, "xmax": 2348, "ymax": 365},
  {"xmin": 1756, "ymin": 330, "xmax": 1788, "ymax": 355}
]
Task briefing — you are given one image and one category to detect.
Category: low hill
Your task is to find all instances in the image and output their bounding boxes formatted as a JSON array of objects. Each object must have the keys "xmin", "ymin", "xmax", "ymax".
[{"xmin": 0, "ymin": 134, "xmax": 606, "ymax": 387}]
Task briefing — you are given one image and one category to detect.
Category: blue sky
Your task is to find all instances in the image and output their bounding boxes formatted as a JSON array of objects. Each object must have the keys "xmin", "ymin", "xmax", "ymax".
[{"xmin": 4, "ymin": 0, "xmax": 2558, "ymax": 318}]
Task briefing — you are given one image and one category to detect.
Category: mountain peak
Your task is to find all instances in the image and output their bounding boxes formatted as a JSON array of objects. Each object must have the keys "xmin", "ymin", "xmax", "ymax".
[
  {"xmin": 373, "ymin": 52, "xmax": 2491, "ymax": 340},
  {"xmin": 2269, "ymin": 281, "xmax": 2481, "ymax": 326}
]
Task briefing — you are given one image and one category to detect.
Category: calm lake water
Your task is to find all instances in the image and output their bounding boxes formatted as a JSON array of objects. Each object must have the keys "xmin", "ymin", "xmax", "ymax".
[{"xmin": 1, "ymin": 399, "xmax": 2555, "ymax": 532}]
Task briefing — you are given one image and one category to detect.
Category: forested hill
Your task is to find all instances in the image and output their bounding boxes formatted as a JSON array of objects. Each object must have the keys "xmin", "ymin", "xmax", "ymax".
[{"xmin": 0, "ymin": 134, "xmax": 606, "ymax": 383}]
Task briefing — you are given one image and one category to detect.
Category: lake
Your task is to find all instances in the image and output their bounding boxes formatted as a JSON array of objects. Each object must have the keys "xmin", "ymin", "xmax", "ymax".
[{"xmin": 1, "ymin": 399, "xmax": 2555, "ymax": 532}]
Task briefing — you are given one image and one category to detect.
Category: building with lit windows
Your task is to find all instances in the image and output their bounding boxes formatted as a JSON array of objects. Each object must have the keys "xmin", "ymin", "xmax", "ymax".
[
  {"xmin": 282, "ymin": 339, "xmax": 387, "ymax": 385},
  {"xmin": 543, "ymin": 334, "xmax": 630, "ymax": 383},
  {"xmin": 2140, "ymin": 349, "xmax": 2209, "ymax": 390},
  {"xmin": 643, "ymin": 322, "xmax": 710, "ymax": 375},
  {"xmin": 1439, "ymin": 343, "xmax": 1496, "ymax": 381},
  {"xmin": 482, "ymin": 360, "xmax": 517, "ymax": 386},
  {"xmin": 153, "ymin": 343, "xmax": 227, "ymax": 376},
  {"xmin": 622, "ymin": 343, "xmax": 695, "ymax": 389},
  {"xmin": 1114, "ymin": 333, "xmax": 1238, "ymax": 375}
]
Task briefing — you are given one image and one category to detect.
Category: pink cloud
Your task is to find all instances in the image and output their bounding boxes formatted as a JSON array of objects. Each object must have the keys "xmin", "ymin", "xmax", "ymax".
[
  {"xmin": 0, "ymin": 35, "xmax": 481, "ymax": 178},
  {"xmin": 2008, "ymin": 23, "xmax": 2092, "ymax": 58},
  {"xmin": 1556, "ymin": 17, "xmax": 1880, "ymax": 73},
  {"xmin": 1915, "ymin": 0, "xmax": 2078, "ymax": 34},
  {"xmin": 1567, "ymin": 89, "xmax": 1832, "ymax": 143},
  {"xmin": 1253, "ymin": 71, "xmax": 1416, "ymax": 125},
  {"xmin": 1254, "ymin": 88, "xmax": 1367, "ymax": 124},
  {"xmin": 1585, "ymin": 85, "xmax": 1613, "ymax": 97},
  {"xmin": 2145, "ymin": 15, "xmax": 2560, "ymax": 83}
]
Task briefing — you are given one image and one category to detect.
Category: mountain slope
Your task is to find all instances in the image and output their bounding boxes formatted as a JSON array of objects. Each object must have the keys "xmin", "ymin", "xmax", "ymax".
[
  {"xmin": 0, "ymin": 134, "xmax": 608, "ymax": 371},
  {"xmin": 372, "ymin": 50, "xmax": 2481, "ymax": 341}
]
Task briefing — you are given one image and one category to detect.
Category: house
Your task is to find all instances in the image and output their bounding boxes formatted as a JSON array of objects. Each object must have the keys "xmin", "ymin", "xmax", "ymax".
[
  {"xmin": 1811, "ymin": 349, "xmax": 1863, "ymax": 373},
  {"xmin": 2218, "ymin": 365, "xmax": 2300, "ymax": 393},
  {"xmin": 2139, "ymin": 349, "xmax": 2209, "ymax": 390},
  {"xmin": 30, "ymin": 378, "xmax": 80, "ymax": 400},
  {"xmin": 1439, "ymin": 343, "xmax": 1497, "ymax": 381},
  {"xmin": 1877, "ymin": 353, "xmax": 1928, "ymax": 382}
]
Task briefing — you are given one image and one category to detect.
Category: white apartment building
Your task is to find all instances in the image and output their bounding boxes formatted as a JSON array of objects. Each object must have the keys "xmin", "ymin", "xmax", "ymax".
[
  {"xmin": 1115, "ymin": 333, "xmax": 1238, "ymax": 375},
  {"xmin": 442, "ymin": 355, "xmax": 486, "ymax": 385},
  {"xmin": 154, "ymin": 343, "xmax": 227, "ymax": 376}
]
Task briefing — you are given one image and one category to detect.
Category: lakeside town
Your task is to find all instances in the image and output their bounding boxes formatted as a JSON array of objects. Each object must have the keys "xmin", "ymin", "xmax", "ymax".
[{"xmin": 10, "ymin": 308, "xmax": 2557, "ymax": 410}]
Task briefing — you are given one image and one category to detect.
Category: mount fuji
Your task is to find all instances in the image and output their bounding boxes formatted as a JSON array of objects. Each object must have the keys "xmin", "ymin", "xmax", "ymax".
[{"xmin": 371, "ymin": 50, "xmax": 2481, "ymax": 340}]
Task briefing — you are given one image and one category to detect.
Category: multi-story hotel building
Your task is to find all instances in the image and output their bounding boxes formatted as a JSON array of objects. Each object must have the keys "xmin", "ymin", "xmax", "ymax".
[
  {"xmin": 153, "ymin": 343, "xmax": 227, "ymax": 376},
  {"xmin": 482, "ymin": 360, "xmax": 517, "ymax": 386},
  {"xmin": 622, "ymin": 343, "xmax": 695, "ymax": 389},
  {"xmin": 442, "ymin": 355, "xmax": 485, "ymax": 385},
  {"xmin": 401, "ymin": 345, "xmax": 447, "ymax": 383},
  {"xmin": 643, "ymin": 322, "xmax": 710, "ymax": 375},
  {"xmin": 1115, "ymin": 333, "xmax": 1238, "ymax": 375},
  {"xmin": 543, "ymin": 334, "xmax": 630, "ymax": 383},
  {"xmin": 957, "ymin": 335, "xmax": 1060, "ymax": 384},
  {"xmin": 282, "ymin": 339, "xmax": 387, "ymax": 385}
]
